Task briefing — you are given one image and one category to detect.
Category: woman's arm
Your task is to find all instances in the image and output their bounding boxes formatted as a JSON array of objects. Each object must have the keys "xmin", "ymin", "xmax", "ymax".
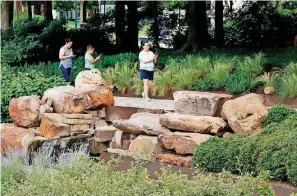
[
  {"xmin": 139, "ymin": 52, "xmax": 154, "ymax": 64},
  {"xmin": 59, "ymin": 48, "xmax": 73, "ymax": 60}
]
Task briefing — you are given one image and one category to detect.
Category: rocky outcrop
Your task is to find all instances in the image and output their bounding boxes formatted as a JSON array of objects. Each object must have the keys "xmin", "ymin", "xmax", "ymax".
[
  {"xmin": 9, "ymin": 96, "xmax": 41, "ymax": 128},
  {"xmin": 43, "ymin": 86, "xmax": 88, "ymax": 114},
  {"xmin": 156, "ymin": 154, "xmax": 193, "ymax": 167},
  {"xmin": 173, "ymin": 91, "xmax": 232, "ymax": 117},
  {"xmin": 159, "ymin": 132, "xmax": 213, "ymax": 155},
  {"xmin": 75, "ymin": 69, "xmax": 114, "ymax": 110},
  {"xmin": 94, "ymin": 126, "xmax": 117, "ymax": 142},
  {"xmin": 113, "ymin": 113, "xmax": 171, "ymax": 136},
  {"xmin": 1, "ymin": 124, "xmax": 47, "ymax": 155},
  {"xmin": 221, "ymin": 93, "xmax": 268, "ymax": 135},
  {"xmin": 129, "ymin": 135, "xmax": 166, "ymax": 157},
  {"xmin": 40, "ymin": 113, "xmax": 70, "ymax": 138},
  {"xmin": 160, "ymin": 113, "xmax": 227, "ymax": 134}
]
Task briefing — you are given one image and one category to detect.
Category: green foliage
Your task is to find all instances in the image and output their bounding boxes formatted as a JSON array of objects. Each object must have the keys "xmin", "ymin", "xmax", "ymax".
[
  {"xmin": 193, "ymin": 105, "xmax": 297, "ymax": 185},
  {"xmin": 114, "ymin": 61, "xmax": 138, "ymax": 92},
  {"xmin": 1, "ymin": 65, "xmax": 67, "ymax": 122},
  {"xmin": 1, "ymin": 151, "xmax": 275, "ymax": 195},
  {"xmin": 193, "ymin": 136, "xmax": 250, "ymax": 173},
  {"xmin": 287, "ymin": 149, "xmax": 297, "ymax": 186},
  {"xmin": 225, "ymin": 1, "xmax": 297, "ymax": 48},
  {"xmin": 262, "ymin": 104, "xmax": 297, "ymax": 128},
  {"xmin": 224, "ymin": 70, "xmax": 253, "ymax": 94},
  {"xmin": 238, "ymin": 53, "xmax": 265, "ymax": 77}
]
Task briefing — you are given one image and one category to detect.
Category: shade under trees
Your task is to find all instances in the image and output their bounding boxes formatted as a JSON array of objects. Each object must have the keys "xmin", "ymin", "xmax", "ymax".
[
  {"xmin": 1, "ymin": 1, "xmax": 13, "ymax": 29},
  {"xmin": 115, "ymin": 1, "xmax": 126, "ymax": 52},
  {"xmin": 215, "ymin": 1, "xmax": 224, "ymax": 47},
  {"xmin": 182, "ymin": 1, "xmax": 209, "ymax": 51},
  {"xmin": 44, "ymin": 1, "xmax": 54, "ymax": 21},
  {"xmin": 126, "ymin": 1, "xmax": 139, "ymax": 52}
]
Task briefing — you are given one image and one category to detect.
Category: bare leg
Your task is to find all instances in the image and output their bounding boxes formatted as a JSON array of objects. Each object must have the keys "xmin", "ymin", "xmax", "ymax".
[
  {"xmin": 147, "ymin": 80, "xmax": 153, "ymax": 98},
  {"xmin": 143, "ymin": 79, "xmax": 149, "ymax": 98}
]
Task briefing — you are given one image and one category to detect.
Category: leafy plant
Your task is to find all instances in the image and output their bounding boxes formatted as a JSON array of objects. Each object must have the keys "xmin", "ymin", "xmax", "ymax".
[
  {"xmin": 262, "ymin": 104, "xmax": 297, "ymax": 128},
  {"xmin": 224, "ymin": 70, "xmax": 253, "ymax": 94},
  {"xmin": 151, "ymin": 69, "xmax": 175, "ymax": 96},
  {"xmin": 114, "ymin": 61, "xmax": 138, "ymax": 94},
  {"xmin": 238, "ymin": 52, "xmax": 265, "ymax": 77},
  {"xmin": 278, "ymin": 74, "xmax": 297, "ymax": 98},
  {"xmin": 174, "ymin": 69, "xmax": 200, "ymax": 90}
]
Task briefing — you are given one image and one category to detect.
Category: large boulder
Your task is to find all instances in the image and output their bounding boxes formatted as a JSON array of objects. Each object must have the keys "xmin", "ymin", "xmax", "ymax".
[
  {"xmin": 1, "ymin": 124, "xmax": 47, "ymax": 155},
  {"xmin": 173, "ymin": 91, "xmax": 232, "ymax": 117},
  {"xmin": 221, "ymin": 93, "xmax": 268, "ymax": 135},
  {"xmin": 160, "ymin": 113, "xmax": 227, "ymax": 134},
  {"xmin": 113, "ymin": 113, "xmax": 172, "ymax": 136},
  {"xmin": 129, "ymin": 135, "xmax": 166, "ymax": 158},
  {"xmin": 9, "ymin": 96, "xmax": 41, "ymax": 128},
  {"xmin": 75, "ymin": 69, "xmax": 106, "ymax": 90},
  {"xmin": 43, "ymin": 86, "xmax": 88, "ymax": 114},
  {"xmin": 75, "ymin": 69, "xmax": 114, "ymax": 109},
  {"xmin": 159, "ymin": 132, "xmax": 213, "ymax": 155}
]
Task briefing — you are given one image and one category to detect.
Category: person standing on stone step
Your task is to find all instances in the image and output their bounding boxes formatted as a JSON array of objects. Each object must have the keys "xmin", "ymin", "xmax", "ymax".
[
  {"xmin": 139, "ymin": 41, "xmax": 158, "ymax": 101},
  {"xmin": 85, "ymin": 44, "xmax": 102, "ymax": 71},
  {"xmin": 59, "ymin": 38, "xmax": 76, "ymax": 82}
]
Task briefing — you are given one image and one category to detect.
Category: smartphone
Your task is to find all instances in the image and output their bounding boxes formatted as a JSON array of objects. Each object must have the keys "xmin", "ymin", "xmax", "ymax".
[{"xmin": 99, "ymin": 53, "xmax": 103, "ymax": 57}]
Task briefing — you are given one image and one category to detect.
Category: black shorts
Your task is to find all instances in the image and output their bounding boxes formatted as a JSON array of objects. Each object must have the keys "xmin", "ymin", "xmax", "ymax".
[{"xmin": 140, "ymin": 69, "xmax": 154, "ymax": 80}]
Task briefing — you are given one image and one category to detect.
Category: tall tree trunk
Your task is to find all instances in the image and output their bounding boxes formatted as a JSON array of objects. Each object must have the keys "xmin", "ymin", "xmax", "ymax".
[
  {"xmin": 151, "ymin": 1, "xmax": 160, "ymax": 48},
  {"xmin": 83, "ymin": 0, "xmax": 87, "ymax": 21},
  {"xmin": 1, "ymin": 1, "xmax": 13, "ymax": 29},
  {"xmin": 182, "ymin": 1, "xmax": 209, "ymax": 51},
  {"xmin": 80, "ymin": 0, "xmax": 84, "ymax": 23},
  {"xmin": 44, "ymin": 1, "xmax": 53, "ymax": 21},
  {"xmin": 28, "ymin": 1, "xmax": 32, "ymax": 20},
  {"xmin": 115, "ymin": 1, "xmax": 126, "ymax": 52},
  {"xmin": 126, "ymin": 1, "xmax": 139, "ymax": 52},
  {"xmin": 16, "ymin": 1, "xmax": 20, "ymax": 20},
  {"xmin": 215, "ymin": 1, "xmax": 224, "ymax": 48}
]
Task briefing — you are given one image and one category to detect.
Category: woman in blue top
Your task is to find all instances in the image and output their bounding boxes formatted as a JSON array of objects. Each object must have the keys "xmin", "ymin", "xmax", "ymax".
[
  {"xmin": 59, "ymin": 38, "xmax": 76, "ymax": 82},
  {"xmin": 139, "ymin": 41, "xmax": 158, "ymax": 101}
]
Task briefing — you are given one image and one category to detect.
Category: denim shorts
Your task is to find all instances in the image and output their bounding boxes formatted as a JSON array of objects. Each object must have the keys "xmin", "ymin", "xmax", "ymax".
[{"xmin": 140, "ymin": 69, "xmax": 154, "ymax": 80}]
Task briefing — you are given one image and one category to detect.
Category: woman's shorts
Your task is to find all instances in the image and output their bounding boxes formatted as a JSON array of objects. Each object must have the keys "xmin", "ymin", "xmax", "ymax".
[{"xmin": 140, "ymin": 69, "xmax": 154, "ymax": 80}]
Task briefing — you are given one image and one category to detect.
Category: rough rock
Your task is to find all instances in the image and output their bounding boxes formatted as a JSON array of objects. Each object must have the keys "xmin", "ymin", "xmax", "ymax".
[
  {"xmin": 160, "ymin": 113, "xmax": 227, "ymax": 134},
  {"xmin": 110, "ymin": 130, "xmax": 132, "ymax": 149},
  {"xmin": 39, "ymin": 97, "xmax": 54, "ymax": 120},
  {"xmin": 221, "ymin": 93, "xmax": 268, "ymax": 135},
  {"xmin": 137, "ymin": 108, "xmax": 164, "ymax": 114},
  {"xmin": 75, "ymin": 69, "xmax": 107, "ymax": 90},
  {"xmin": 84, "ymin": 110, "xmax": 98, "ymax": 117},
  {"xmin": 264, "ymin": 87, "xmax": 274, "ymax": 95},
  {"xmin": 1, "ymin": 124, "xmax": 48, "ymax": 155},
  {"xmin": 129, "ymin": 135, "xmax": 166, "ymax": 157},
  {"xmin": 91, "ymin": 117, "xmax": 108, "ymax": 129},
  {"xmin": 43, "ymin": 86, "xmax": 88, "ymax": 113},
  {"xmin": 40, "ymin": 113, "xmax": 70, "ymax": 138},
  {"xmin": 107, "ymin": 148, "xmax": 132, "ymax": 157},
  {"xmin": 89, "ymin": 138, "xmax": 108, "ymax": 154},
  {"xmin": 9, "ymin": 96, "xmax": 41, "ymax": 128},
  {"xmin": 70, "ymin": 124, "xmax": 90, "ymax": 132},
  {"xmin": 98, "ymin": 108, "xmax": 106, "ymax": 118},
  {"xmin": 159, "ymin": 132, "xmax": 213, "ymax": 155},
  {"xmin": 156, "ymin": 154, "xmax": 193, "ymax": 167},
  {"xmin": 94, "ymin": 126, "xmax": 117, "ymax": 142},
  {"xmin": 62, "ymin": 113, "xmax": 92, "ymax": 119},
  {"xmin": 173, "ymin": 91, "xmax": 232, "ymax": 117},
  {"xmin": 85, "ymin": 86, "xmax": 114, "ymax": 110},
  {"xmin": 223, "ymin": 132, "xmax": 233, "ymax": 138},
  {"xmin": 75, "ymin": 69, "xmax": 114, "ymax": 109},
  {"xmin": 113, "ymin": 113, "xmax": 171, "ymax": 136}
]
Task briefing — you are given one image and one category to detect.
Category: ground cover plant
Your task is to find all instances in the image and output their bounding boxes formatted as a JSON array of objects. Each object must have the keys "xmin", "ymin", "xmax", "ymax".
[
  {"xmin": 1, "ymin": 150, "xmax": 275, "ymax": 196},
  {"xmin": 193, "ymin": 104, "xmax": 297, "ymax": 186}
]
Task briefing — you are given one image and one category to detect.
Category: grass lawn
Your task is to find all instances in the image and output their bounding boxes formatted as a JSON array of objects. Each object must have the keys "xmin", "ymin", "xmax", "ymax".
[
  {"xmin": 13, "ymin": 11, "xmax": 43, "ymax": 21},
  {"xmin": 67, "ymin": 20, "xmax": 80, "ymax": 29}
]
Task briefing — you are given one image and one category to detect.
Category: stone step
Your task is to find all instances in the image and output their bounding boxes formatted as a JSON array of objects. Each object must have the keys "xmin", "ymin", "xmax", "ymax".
[{"xmin": 106, "ymin": 96, "xmax": 174, "ymax": 121}]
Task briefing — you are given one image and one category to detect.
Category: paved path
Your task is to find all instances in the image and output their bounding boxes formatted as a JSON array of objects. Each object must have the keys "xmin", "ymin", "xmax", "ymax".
[{"xmin": 114, "ymin": 96, "xmax": 174, "ymax": 111}]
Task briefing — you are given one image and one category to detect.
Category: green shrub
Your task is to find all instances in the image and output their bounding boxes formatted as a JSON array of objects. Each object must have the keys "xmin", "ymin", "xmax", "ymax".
[
  {"xmin": 2, "ymin": 151, "xmax": 275, "ymax": 196},
  {"xmin": 224, "ymin": 70, "xmax": 253, "ymax": 94},
  {"xmin": 262, "ymin": 104, "xmax": 297, "ymax": 128},
  {"xmin": 194, "ymin": 107, "xmax": 297, "ymax": 185},
  {"xmin": 193, "ymin": 136, "xmax": 249, "ymax": 173},
  {"xmin": 287, "ymin": 149, "xmax": 297, "ymax": 186},
  {"xmin": 1, "ymin": 66, "xmax": 67, "ymax": 122},
  {"xmin": 238, "ymin": 53, "xmax": 265, "ymax": 77}
]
